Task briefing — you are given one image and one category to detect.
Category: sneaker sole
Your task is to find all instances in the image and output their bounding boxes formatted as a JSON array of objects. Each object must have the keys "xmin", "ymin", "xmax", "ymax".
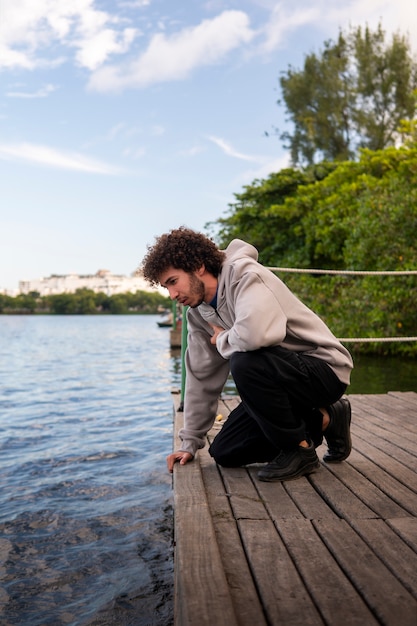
[{"xmin": 258, "ymin": 460, "xmax": 320, "ymax": 482}]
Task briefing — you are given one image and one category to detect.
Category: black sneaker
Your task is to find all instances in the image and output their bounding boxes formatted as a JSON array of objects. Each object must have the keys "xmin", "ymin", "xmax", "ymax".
[
  {"xmin": 258, "ymin": 442, "xmax": 320, "ymax": 482},
  {"xmin": 323, "ymin": 396, "xmax": 352, "ymax": 463}
]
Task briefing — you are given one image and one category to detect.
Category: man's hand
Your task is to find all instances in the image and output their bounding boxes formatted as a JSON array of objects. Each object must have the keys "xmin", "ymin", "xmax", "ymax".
[
  {"xmin": 209, "ymin": 324, "xmax": 225, "ymax": 345},
  {"xmin": 166, "ymin": 451, "xmax": 193, "ymax": 473}
]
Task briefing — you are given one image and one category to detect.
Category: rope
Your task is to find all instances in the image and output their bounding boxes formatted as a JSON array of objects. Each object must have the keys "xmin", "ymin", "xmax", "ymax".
[
  {"xmin": 339, "ymin": 336, "xmax": 417, "ymax": 343},
  {"xmin": 267, "ymin": 265, "xmax": 417, "ymax": 343},
  {"xmin": 269, "ymin": 267, "xmax": 417, "ymax": 276}
]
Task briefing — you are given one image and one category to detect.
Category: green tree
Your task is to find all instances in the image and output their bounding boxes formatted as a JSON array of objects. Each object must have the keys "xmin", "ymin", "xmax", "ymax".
[
  {"xmin": 12, "ymin": 294, "xmax": 37, "ymax": 313},
  {"xmin": 48, "ymin": 293, "xmax": 79, "ymax": 314},
  {"xmin": 0, "ymin": 294, "xmax": 13, "ymax": 313},
  {"xmin": 209, "ymin": 143, "xmax": 417, "ymax": 355},
  {"xmin": 73, "ymin": 289, "xmax": 98, "ymax": 314},
  {"xmin": 278, "ymin": 24, "xmax": 417, "ymax": 165},
  {"xmin": 127, "ymin": 290, "xmax": 170, "ymax": 312},
  {"xmin": 108, "ymin": 294, "xmax": 129, "ymax": 314},
  {"xmin": 0, "ymin": 289, "xmax": 170, "ymax": 315},
  {"xmin": 208, "ymin": 163, "xmax": 337, "ymax": 263}
]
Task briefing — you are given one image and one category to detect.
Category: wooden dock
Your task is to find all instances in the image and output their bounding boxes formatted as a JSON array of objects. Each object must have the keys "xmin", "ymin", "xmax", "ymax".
[{"xmin": 171, "ymin": 391, "xmax": 417, "ymax": 626}]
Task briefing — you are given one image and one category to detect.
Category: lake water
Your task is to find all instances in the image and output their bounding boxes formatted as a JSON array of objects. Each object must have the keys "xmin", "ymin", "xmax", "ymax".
[
  {"xmin": 348, "ymin": 352, "xmax": 417, "ymax": 394},
  {"xmin": 0, "ymin": 315, "xmax": 177, "ymax": 626},
  {"xmin": 0, "ymin": 315, "xmax": 416, "ymax": 626}
]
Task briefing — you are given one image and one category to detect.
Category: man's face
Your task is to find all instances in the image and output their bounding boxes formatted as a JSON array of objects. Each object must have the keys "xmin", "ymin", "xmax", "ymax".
[{"xmin": 159, "ymin": 266, "xmax": 206, "ymax": 308}]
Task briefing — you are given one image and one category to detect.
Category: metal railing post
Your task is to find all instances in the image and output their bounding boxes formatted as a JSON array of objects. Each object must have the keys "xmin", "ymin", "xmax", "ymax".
[
  {"xmin": 172, "ymin": 300, "xmax": 177, "ymax": 330},
  {"xmin": 179, "ymin": 305, "xmax": 188, "ymax": 411}
]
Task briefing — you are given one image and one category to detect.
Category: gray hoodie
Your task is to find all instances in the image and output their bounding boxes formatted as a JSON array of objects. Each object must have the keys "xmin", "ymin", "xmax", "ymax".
[{"xmin": 179, "ymin": 239, "xmax": 353, "ymax": 456}]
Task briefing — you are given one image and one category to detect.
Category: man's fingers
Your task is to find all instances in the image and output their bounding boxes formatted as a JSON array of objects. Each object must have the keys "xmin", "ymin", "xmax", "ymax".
[{"xmin": 166, "ymin": 451, "xmax": 192, "ymax": 472}]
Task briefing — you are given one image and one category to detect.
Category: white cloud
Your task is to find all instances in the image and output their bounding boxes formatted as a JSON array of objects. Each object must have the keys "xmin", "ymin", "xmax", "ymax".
[
  {"xmin": 250, "ymin": 154, "xmax": 292, "ymax": 180},
  {"xmin": 2, "ymin": 0, "xmax": 413, "ymax": 88},
  {"xmin": 261, "ymin": 5, "xmax": 319, "ymax": 53},
  {"xmin": 119, "ymin": 0, "xmax": 150, "ymax": 7},
  {"xmin": 259, "ymin": 0, "xmax": 417, "ymax": 54},
  {"xmin": 324, "ymin": 0, "xmax": 417, "ymax": 49},
  {"xmin": 208, "ymin": 136, "xmax": 264, "ymax": 163},
  {"xmin": 6, "ymin": 83, "xmax": 58, "ymax": 98},
  {"xmin": 75, "ymin": 26, "xmax": 137, "ymax": 70},
  {"xmin": 229, "ymin": 152, "xmax": 291, "ymax": 188},
  {"xmin": 0, "ymin": 0, "xmax": 138, "ymax": 71},
  {"xmin": 88, "ymin": 10, "xmax": 254, "ymax": 92},
  {"xmin": 0, "ymin": 142, "xmax": 122, "ymax": 174}
]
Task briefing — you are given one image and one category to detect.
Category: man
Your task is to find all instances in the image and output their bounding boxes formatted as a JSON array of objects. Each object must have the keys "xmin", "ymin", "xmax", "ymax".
[{"xmin": 142, "ymin": 227, "xmax": 353, "ymax": 482}]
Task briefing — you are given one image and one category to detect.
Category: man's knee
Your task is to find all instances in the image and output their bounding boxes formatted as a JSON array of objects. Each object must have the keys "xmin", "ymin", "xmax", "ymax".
[
  {"xmin": 209, "ymin": 440, "xmax": 236, "ymax": 467},
  {"xmin": 230, "ymin": 351, "xmax": 257, "ymax": 385}
]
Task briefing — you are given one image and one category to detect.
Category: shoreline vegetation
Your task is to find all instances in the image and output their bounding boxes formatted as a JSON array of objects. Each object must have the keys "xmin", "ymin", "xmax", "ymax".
[
  {"xmin": 0, "ymin": 289, "xmax": 170, "ymax": 316},
  {"xmin": 1, "ymin": 285, "xmax": 416, "ymax": 359}
]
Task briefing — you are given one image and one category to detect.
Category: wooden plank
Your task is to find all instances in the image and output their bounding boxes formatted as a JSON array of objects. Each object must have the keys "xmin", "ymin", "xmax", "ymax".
[
  {"xmin": 346, "ymin": 449, "xmax": 417, "ymax": 516},
  {"xmin": 263, "ymin": 472, "xmax": 339, "ymax": 520},
  {"xmin": 172, "ymin": 401, "xmax": 239, "ymax": 626},
  {"xmin": 219, "ymin": 466, "xmax": 270, "ymax": 521},
  {"xmin": 238, "ymin": 518, "xmax": 324, "ymax": 626},
  {"xmin": 250, "ymin": 468, "xmax": 315, "ymax": 520},
  {"xmin": 321, "ymin": 457, "xmax": 412, "ymax": 519},
  {"xmin": 387, "ymin": 391, "xmax": 417, "ymax": 411},
  {"xmin": 352, "ymin": 429, "xmax": 417, "ymax": 473},
  {"xmin": 349, "ymin": 437, "xmax": 417, "ymax": 497},
  {"xmin": 352, "ymin": 422, "xmax": 417, "ymax": 469},
  {"xmin": 199, "ymin": 448, "xmax": 267, "ymax": 626},
  {"xmin": 198, "ymin": 448, "xmax": 234, "ymax": 522},
  {"xmin": 217, "ymin": 395, "xmax": 240, "ymax": 420},
  {"xmin": 172, "ymin": 392, "xmax": 417, "ymax": 626},
  {"xmin": 350, "ymin": 519, "xmax": 417, "ymax": 600},
  {"xmin": 275, "ymin": 518, "xmax": 379, "ymax": 626},
  {"xmin": 388, "ymin": 391, "xmax": 417, "ymax": 408},
  {"xmin": 309, "ymin": 465, "xmax": 377, "ymax": 520},
  {"xmin": 350, "ymin": 407, "xmax": 417, "ymax": 447},
  {"xmin": 387, "ymin": 518, "xmax": 417, "ymax": 552},
  {"xmin": 313, "ymin": 518, "xmax": 417, "ymax": 626},
  {"xmin": 173, "ymin": 461, "xmax": 238, "ymax": 626},
  {"xmin": 350, "ymin": 396, "xmax": 417, "ymax": 443},
  {"xmin": 352, "ymin": 394, "xmax": 417, "ymax": 434},
  {"xmin": 350, "ymin": 394, "xmax": 417, "ymax": 431}
]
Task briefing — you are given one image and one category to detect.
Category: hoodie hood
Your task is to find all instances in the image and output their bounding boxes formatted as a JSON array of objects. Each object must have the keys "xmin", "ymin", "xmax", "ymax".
[{"xmin": 222, "ymin": 239, "xmax": 259, "ymax": 263}]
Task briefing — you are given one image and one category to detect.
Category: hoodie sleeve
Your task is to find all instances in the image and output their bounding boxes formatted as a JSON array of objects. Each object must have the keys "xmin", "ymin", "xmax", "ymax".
[{"xmin": 178, "ymin": 309, "xmax": 230, "ymax": 456}]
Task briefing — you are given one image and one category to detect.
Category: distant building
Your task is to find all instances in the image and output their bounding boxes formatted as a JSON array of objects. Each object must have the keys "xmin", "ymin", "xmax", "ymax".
[
  {"xmin": 0, "ymin": 288, "xmax": 18, "ymax": 297},
  {"xmin": 19, "ymin": 269, "xmax": 162, "ymax": 297}
]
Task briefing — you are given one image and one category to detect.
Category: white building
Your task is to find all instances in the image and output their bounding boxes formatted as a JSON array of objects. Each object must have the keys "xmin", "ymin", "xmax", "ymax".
[{"xmin": 19, "ymin": 269, "xmax": 162, "ymax": 297}]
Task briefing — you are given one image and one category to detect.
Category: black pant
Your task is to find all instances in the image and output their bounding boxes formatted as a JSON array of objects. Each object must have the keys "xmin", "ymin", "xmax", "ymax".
[{"xmin": 209, "ymin": 346, "xmax": 346, "ymax": 466}]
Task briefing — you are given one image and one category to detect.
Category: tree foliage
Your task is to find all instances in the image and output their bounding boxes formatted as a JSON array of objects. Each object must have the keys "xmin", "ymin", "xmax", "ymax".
[
  {"xmin": 209, "ymin": 144, "xmax": 417, "ymax": 355},
  {"xmin": 278, "ymin": 24, "xmax": 417, "ymax": 165},
  {"xmin": 0, "ymin": 289, "xmax": 169, "ymax": 315}
]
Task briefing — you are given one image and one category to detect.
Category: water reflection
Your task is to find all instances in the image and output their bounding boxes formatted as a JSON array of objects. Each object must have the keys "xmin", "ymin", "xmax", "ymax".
[
  {"xmin": 170, "ymin": 350, "xmax": 417, "ymax": 395},
  {"xmin": 348, "ymin": 354, "xmax": 417, "ymax": 394}
]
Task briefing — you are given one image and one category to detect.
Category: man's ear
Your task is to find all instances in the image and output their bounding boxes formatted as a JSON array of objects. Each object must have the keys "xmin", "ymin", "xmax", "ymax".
[{"xmin": 196, "ymin": 265, "xmax": 205, "ymax": 276}]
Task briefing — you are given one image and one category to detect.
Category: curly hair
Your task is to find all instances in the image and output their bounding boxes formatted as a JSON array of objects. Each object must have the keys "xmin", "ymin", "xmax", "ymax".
[{"xmin": 141, "ymin": 226, "xmax": 225, "ymax": 286}]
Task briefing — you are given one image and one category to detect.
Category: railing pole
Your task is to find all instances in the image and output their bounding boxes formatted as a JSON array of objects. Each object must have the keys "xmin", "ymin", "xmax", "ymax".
[
  {"xmin": 172, "ymin": 300, "xmax": 177, "ymax": 330},
  {"xmin": 179, "ymin": 305, "xmax": 188, "ymax": 411}
]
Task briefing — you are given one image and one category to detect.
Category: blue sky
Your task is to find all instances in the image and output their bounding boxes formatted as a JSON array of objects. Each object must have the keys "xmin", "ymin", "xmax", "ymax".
[{"xmin": 1, "ymin": 0, "xmax": 415, "ymax": 292}]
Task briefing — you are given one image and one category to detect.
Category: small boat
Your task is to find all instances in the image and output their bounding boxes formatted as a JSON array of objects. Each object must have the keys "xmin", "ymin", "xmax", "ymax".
[
  {"xmin": 157, "ymin": 319, "xmax": 173, "ymax": 328},
  {"xmin": 157, "ymin": 312, "xmax": 173, "ymax": 327}
]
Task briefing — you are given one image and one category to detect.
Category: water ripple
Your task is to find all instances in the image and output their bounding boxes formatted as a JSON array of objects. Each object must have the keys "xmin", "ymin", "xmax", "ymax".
[{"xmin": 0, "ymin": 315, "xmax": 176, "ymax": 625}]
